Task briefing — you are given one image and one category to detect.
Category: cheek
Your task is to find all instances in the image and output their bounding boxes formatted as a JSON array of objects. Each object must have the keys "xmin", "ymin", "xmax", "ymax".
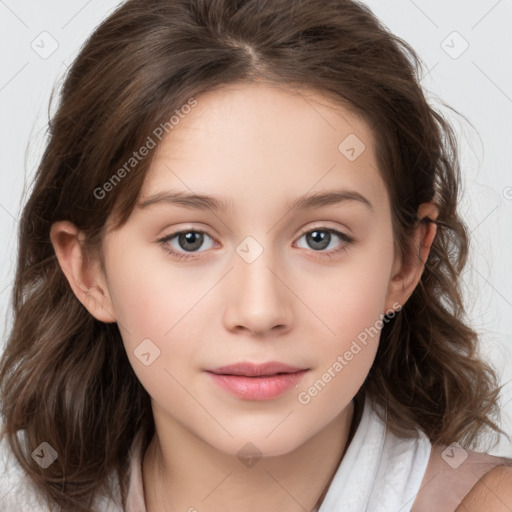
[
  {"xmin": 105, "ymin": 237, "xmax": 190, "ymax": 331},
  {"xmin": 295, "ymin": 271, "xmax": 388, "ymax": 425},
  {"xmin": 103, "ymin": 243, "xmax": 211, "ymax": 385},
  {"xmin": 302, "ymin": 233, "xmax": 395, "ymax": 337},
  {"xmin": 102, "ymin": 245, "xmax": 184, "ymax": 364},
  {"xmin": 298, "ymin": 229, "xmax": 395, "ymax": 383},
  {"xmin": 107, "ymin": 263, "xmax": 198, "ymax": 403}
]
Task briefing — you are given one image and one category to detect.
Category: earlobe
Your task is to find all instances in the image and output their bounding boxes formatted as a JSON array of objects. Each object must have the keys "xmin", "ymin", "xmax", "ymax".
[
  {"xmin": 49, "ymin": 220, "xmax": 116, "ymax": 323},
  {"xmin": 384, "ymin": 202, "xmax": 438, "ymax": 312}
]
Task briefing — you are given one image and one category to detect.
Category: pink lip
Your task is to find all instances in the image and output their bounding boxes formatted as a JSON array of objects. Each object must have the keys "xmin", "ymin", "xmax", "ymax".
[{"xmin": 206, "ymin": 361, "xmax": 309, "ymax": 400}]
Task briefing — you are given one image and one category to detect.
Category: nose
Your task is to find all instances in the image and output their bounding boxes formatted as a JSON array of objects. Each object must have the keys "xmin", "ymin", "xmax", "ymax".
[{"xmin": 222, "ymin": 245, "xmax": 293, "ymax": 337}]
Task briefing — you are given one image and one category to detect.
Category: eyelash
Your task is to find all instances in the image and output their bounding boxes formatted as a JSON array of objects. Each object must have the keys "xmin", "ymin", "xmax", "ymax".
[{"xmin": 157, "ymin": 227, "xmax": 355, "ymax": 262}]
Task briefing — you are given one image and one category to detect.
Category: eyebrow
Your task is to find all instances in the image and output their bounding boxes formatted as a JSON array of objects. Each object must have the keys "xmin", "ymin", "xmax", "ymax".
[{"xmin": 137, "ymin": 189, "xmax": 373, "ymax": 213}]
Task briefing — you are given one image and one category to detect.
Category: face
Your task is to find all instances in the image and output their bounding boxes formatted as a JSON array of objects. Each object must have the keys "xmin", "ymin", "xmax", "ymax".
[{"xmin": 98, "ymin": 82, "xmax": 402, "ymax": 457}]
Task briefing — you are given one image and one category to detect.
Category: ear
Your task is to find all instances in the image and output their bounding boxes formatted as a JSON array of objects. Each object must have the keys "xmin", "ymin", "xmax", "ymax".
[
  {"xmin": 50, "ymin": 220, "xmax": 116, "ymax": 323},
  {"xmin": 384, "ymin": 202, "xmax": 438, "ymax": 313}
]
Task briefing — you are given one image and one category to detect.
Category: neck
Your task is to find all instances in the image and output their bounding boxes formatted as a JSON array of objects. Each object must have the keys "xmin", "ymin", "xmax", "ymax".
[{"xmin": 142, "ymin": 400, "xmax": 357, "ymax": 512}]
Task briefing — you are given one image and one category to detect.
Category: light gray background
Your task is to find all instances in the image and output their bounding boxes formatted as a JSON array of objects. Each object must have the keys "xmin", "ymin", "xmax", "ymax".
[{"xmin": 1, "ymin": 0, "xmax": 511, "ymax": 456}]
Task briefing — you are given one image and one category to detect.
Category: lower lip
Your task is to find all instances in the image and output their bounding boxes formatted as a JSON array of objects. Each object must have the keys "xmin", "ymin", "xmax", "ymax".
[{"xmin": 206, "ymin": 370, "xmax": 308, "ymax": 400}]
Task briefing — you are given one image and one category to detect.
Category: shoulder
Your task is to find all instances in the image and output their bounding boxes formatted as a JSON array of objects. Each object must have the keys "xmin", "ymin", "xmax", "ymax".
[
  {"xmin": 456, "ymin": 464, "xmax": 512, "ymax": 511},
  {"xmin": 411, "ymin": 442, "xmax": 512, "ymax": 512}
]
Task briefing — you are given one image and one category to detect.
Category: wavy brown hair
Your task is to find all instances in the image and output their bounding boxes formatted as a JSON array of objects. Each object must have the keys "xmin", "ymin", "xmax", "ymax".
[{"xmin": 1, "ymin": 0, "xmax": 509, "ymax": 510}]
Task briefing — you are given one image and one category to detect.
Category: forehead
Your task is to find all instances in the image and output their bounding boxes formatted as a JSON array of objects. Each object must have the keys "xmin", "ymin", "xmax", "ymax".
[{"xmin": 138, "ymin": 81, "xmax": 387, "ymax": 216}]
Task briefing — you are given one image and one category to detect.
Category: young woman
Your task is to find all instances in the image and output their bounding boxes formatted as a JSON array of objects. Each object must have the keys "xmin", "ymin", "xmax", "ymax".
[{"xmin": 1, "ymin": 0, "xmax": 511, "ymax": 511}]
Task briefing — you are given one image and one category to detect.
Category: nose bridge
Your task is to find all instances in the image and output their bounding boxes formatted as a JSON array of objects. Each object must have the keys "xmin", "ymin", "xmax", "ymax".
[{"xmin": 224, "ymin": 234, "xmax": 292, "ymax": 334}]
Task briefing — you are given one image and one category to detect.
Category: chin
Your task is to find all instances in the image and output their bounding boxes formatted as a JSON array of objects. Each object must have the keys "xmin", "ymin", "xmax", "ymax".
[{"xmin": 207, "ymin": 427, "xmax": 308, "ymax": 460}]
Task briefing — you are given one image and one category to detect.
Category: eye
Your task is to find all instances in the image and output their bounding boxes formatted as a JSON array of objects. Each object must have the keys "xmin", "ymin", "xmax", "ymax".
[
  {"xmin": 157, "ymin": 230, "xmax": 216, "ymax": 261},
  {"xmin": 157, "ymin": 226, "xmax": 354, "ymax": 262},
  {"xmin": 295, "ymin": 227, "xmax": 354, "ymax": 259}
]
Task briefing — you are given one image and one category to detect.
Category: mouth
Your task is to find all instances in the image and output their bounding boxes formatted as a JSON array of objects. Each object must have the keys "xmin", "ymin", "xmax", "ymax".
[
  {"xmin": 206, "ymin": 361, "xmax": 308, "ymax": 377},
  {"xmin": 205, "ymin": 361, "xmax": 309, "ymax": 400}
]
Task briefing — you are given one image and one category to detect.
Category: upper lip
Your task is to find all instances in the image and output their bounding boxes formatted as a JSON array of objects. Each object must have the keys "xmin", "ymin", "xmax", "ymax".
[{"xmin": 207, "ymin": 361, "xmax": 307, "ymax": 377}]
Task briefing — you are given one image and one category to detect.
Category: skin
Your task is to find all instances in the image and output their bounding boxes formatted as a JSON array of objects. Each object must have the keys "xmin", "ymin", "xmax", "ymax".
[
  {"xmin": 456, "ymin": 466, "xmax": 512, "ymax": 511},
  {"xmin": 51, "ymin": 82, "xmax": 439, "ymax": 511}
]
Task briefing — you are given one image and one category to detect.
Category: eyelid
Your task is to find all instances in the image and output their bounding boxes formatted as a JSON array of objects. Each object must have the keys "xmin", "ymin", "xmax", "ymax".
[
  {"xmin": 293, "ymin": 225, "xmax": 355, "ymax": 253},
  {"xmin": 297, "ymin": 221, "xmax": 353, "ymax": 238},
  {"xmin": 158, "ymin": 222, "xmax": 352, "ymax": 244}
]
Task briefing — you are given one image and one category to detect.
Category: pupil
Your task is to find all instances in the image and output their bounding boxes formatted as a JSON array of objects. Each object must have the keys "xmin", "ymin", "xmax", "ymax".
[
  {"xmin": 308, "ymin": 230, "xmax": 329, "ymax": 250},
  {"xmin": 180, "ymin": 232, "xmax": 202, "ymax": 251}
]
